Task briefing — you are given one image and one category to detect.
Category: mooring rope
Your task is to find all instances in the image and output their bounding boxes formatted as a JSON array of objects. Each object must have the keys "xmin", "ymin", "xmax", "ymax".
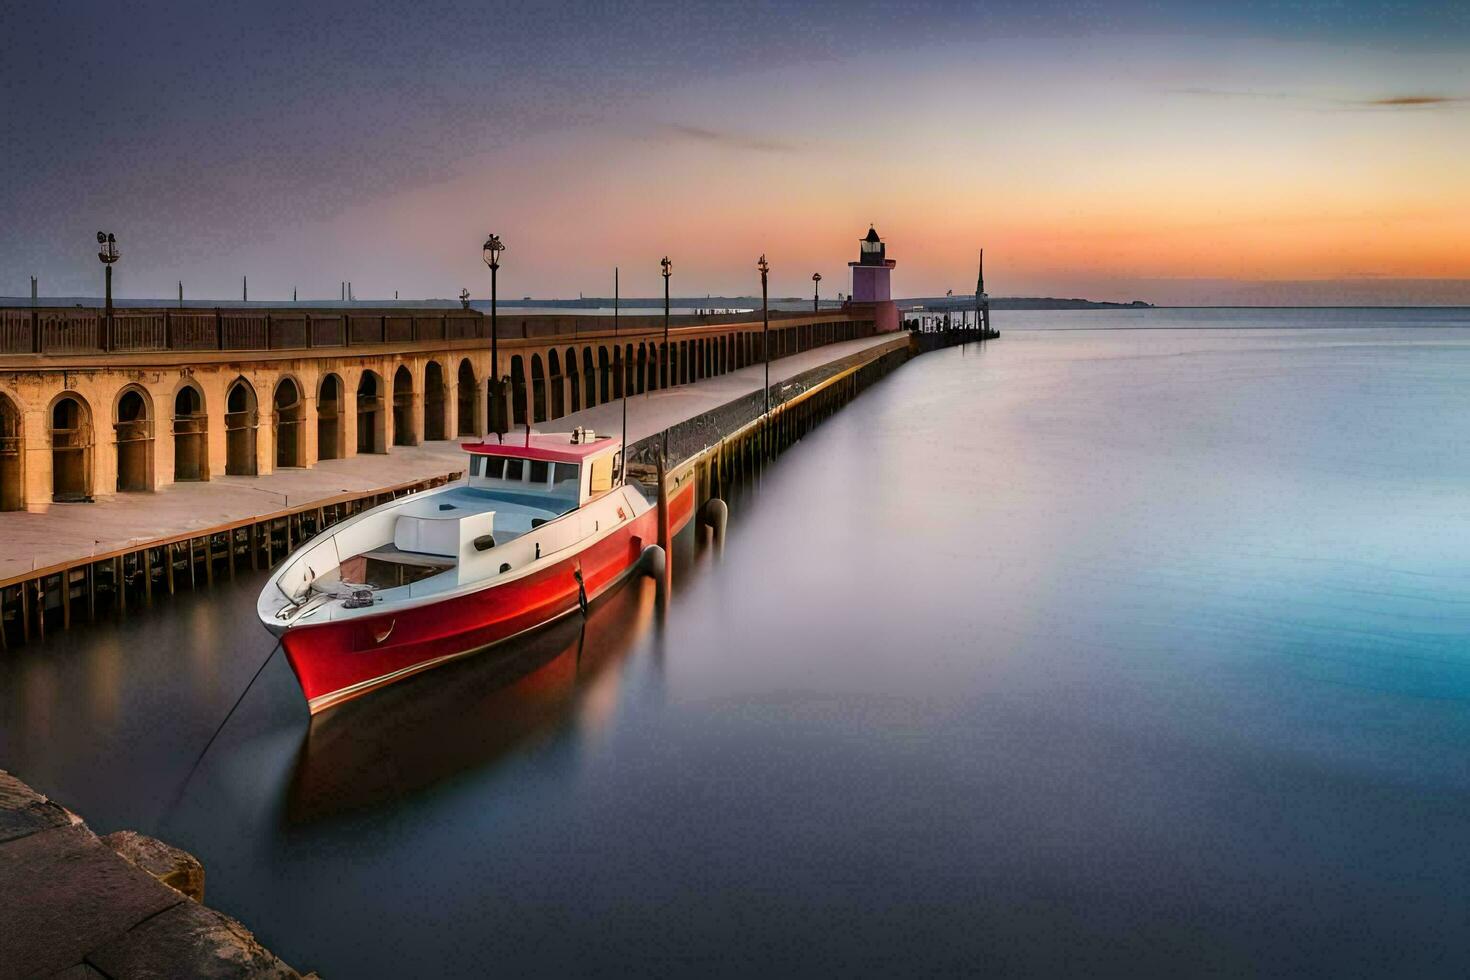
[{"xmin": 162, "ymin": 636, "xmax": 282, "ymax": 823}]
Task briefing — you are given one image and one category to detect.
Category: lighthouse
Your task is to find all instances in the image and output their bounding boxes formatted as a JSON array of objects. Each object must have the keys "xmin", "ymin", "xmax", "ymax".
[{"xmin": 847, "ymin": 225, "xmax": 900, "ymax": 332}]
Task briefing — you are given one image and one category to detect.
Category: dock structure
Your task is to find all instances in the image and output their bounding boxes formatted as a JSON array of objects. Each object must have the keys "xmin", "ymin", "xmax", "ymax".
[
  {"xmin": 899, "ymin": 251, "xmax": 998, "ymax": 343},
  {"xmin": 0, "ymin": 227, "xmax": 987, "ymax": 647},
  {"xmin": 0, "ymin": 330, "xmax": 913, "ymax": 647},
  {"xmin": 0, "ymin": 305, "xmax": 879, "ymax": 513}
]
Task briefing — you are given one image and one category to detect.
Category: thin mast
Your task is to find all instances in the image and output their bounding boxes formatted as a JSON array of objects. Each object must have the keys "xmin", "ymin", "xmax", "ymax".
[{"xmin": 618, "ymin": 267, "xmax": 628, "ymax": 483}]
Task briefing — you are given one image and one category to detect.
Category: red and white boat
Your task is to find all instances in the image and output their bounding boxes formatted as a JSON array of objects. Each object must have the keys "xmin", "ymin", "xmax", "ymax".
[{"xmin": 257, "ymin": 429, "xmax": 691, "ymax": 713}]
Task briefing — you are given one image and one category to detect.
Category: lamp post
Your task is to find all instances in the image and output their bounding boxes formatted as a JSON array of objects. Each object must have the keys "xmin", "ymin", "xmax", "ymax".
[
  {"xmin": 812, "ymin": 272, "xmax": 821, "ymax": 313},
  {"xmin": 482, "ymin": 234, "xmax": 505, "ymax": 435},
  {"xmin": 660, "ymin": 256, "xmax": 672, "ymax": 389},
  {"xmin": 459, "ymin": 288, "xmax": 471, "ymax": 310},
  {"xmin": 758, "ymin": 254, "xmax": 770, "ymax": 422},
  {"xmin": 96, "ymin": 232, "xmax": 118, "ymax": 350}
]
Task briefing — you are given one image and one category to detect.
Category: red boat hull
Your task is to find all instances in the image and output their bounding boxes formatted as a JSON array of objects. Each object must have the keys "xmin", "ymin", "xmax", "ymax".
[{"xmin": 282, "ymin": 482, "xmax": 694, "ymax": 713}]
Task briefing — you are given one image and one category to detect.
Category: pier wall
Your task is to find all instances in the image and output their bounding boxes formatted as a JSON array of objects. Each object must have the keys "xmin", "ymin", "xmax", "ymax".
[{"xmin": 0, "ymin": 307, "xmax": 878, "ymax": 511}]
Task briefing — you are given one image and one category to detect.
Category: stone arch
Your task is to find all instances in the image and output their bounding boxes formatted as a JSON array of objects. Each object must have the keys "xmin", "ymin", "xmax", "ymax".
[
  {"xmin": 596, "ymin": 346, "xmax": 611, "ymax": 404},
  {"xmin": 565, "ymin": 347, "xmax": 581, "ymax": 413},
  {"xmin": 624, "ymin": 344, "xmax": 635, "ymax": 397},
  {"xmin": 273, "ymin": 376, "xmax": 304, "ymax": 468},
  {"xmin": 172, "ymin": 381, "xmax": 208, "ymax": 481},
  {"xmin": 582, "ymin": 347, "xmax": 596, "ymax": 408},
  {"xmin": 1, "ymin": 390, "xmax": 25, "ymax": 510},
  {"xmin": 509, "ymin": 355, "xmax": 527, "ymax": 426},
  {"xmin": 49, "ymin": 392, "xmax": 94, "ymax": 501},
  {"xmin": 392, "ymin": 364, "xmax": 416, "ymax": 446},
  {"xmin": 224, "ymin": 377, "xmax": 258, "ymax": 476},
  {"xmin": 114, "ymin": 385, "xmax": 154, "ymax": 492},
  {"xmin": 356, "ymin": 370, "xmax": 386, "ymax": 454},
  {"xmin": 530, "ymin": 353, "xmax": 547, "ymax": 423},
  {"xmin": 547, "ymin": 349, "xmax": 564, "ymax": 420},
  {"xmin": 456, "ymin": 359, "xmax": 479, "ymax": 437},
  {"xmin": 636, "ymin": 344, "xmax": 648, "ymax": 395},
  {"xmin": 317, "ymin": 373, "xmax": 344, "ymax": 460},
  {"xmin": 424, "ymin": 359, "xmax": 447, "ymax": 441}
]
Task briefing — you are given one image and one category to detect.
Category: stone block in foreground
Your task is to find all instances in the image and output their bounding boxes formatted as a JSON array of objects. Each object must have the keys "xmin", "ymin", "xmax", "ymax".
[
  {"xmin": 86, "ymin": 899, "xmax": 299, "ymax": 979},
  {"xmin": 103, "ymin": 829, "xmax": 207, "ymax": 902},
  {"xmin": 0, "ymin": 768, "xmax": 308, "ymax": 979}
]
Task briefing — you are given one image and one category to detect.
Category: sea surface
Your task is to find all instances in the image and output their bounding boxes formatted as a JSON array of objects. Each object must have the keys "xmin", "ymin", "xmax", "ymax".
[{"xmin": 4, "ymin": 308, "xmax": 1470, "ymax": 977}]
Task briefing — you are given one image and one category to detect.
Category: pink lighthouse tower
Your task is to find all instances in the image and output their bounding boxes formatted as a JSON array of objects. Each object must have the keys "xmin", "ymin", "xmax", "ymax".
[{"xmin": 847, "ymin": 225, "xmax": 900, "ymax": 332}]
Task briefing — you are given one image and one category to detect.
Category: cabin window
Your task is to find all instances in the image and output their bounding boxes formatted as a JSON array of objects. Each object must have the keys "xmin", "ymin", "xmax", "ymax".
[
  {"xmin": 552, "ymin": 463, "xmax": 579, "ymax": 491},
  {"xmin": 589, "ymin": 456, "xmax": 613, "ymax": 493},
  {"xmin": 482, "ymin": 457, "xmax": 505, "ymax": 479},
  {"xmin": 469, "ymin": 456, "xmax": 483, "ymax": 477},
  {"xmin": 505, "ymin": 458, "xmax": 524, "ymax": 481},
  {"xmin": 529, "ymin": 459, "xmax": 549, "ymax": 484}
]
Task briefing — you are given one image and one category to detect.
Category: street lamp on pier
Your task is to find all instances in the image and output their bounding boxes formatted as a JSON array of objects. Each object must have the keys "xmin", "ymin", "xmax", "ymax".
[
  {"xmin": 812, "ymin": 272, "xmax": 821, "ymax": 313},
  {"xmin": 758, "ymin": 254, "xmax": 770, "ymax": 423},
  {"xmin": 482, "ymin": 234, "xmax": 506, "ymax": 435},
  {"xmin": 96, "ymin": 232, "xmax": 119, "ymax": 350},
  {"xmin": 459, "ymin": 288, "xmax": 471, "ymax": 310},
  {"xmin": 660, "ymin": 256, "xmax": 672, "ymax": 388}
]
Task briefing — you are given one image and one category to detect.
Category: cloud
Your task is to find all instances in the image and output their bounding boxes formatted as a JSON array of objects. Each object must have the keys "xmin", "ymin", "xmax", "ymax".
[
  {"xmin": 1357, "ymin": 94, "xmax": 1466, "ymax": 106},
  {"xmin": 658, "ymin": 124, "xmax": 799, "ymax": 154},
  {"xmin": 1166, "ymin": 88, "xmax": 1468, "ymax": 110}
]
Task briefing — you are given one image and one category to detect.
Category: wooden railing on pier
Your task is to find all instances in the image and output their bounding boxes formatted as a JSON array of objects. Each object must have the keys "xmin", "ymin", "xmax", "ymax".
[{"xmin": 0, "ymin": 306, "xmax": 854, "ymax": 359}]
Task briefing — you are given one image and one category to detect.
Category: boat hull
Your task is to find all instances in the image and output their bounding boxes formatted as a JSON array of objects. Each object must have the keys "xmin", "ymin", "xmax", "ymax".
[{"xmin": 281, "ymin": 480, "xmax": 694, "ymax": 713}]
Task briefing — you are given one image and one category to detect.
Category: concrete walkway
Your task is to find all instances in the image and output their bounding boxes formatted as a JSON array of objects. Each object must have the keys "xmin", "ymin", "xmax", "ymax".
[
  {"xmin": 537, "ymin": 332, "xmax": 902, "ymax": 446},
  {"xmin": 0, "ymin": 333, "xmax": 902, "ymax": 581},
  {"xmin": 0, "ymin": 444, "xmax": 468, "ymax": 583}
]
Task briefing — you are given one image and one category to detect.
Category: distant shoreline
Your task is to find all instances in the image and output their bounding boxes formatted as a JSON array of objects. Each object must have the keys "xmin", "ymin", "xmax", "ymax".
[{"xmin": 4, "ymin": 296, "xmax": 1469, "ymax": 313}]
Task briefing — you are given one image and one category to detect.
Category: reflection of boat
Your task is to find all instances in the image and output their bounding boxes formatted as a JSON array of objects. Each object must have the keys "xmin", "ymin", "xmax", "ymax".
[
  {"xmin": 286, "ymin": 578, "xmax": 654, "ymax": 821},
  {"xmin": 257, "ymin": 429, "xmax": 693, "ymax": 713}
]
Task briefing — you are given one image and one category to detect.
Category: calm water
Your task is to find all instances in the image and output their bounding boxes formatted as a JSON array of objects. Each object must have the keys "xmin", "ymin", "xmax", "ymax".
[{"xmin": 4, "ymin": 309, "xmax": 1470, "ymax": 976}]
